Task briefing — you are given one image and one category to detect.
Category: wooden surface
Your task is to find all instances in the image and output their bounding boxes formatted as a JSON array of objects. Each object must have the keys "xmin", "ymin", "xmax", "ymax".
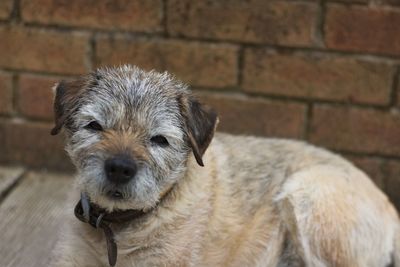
[
  {"xmin": 0, "ymin": 166, "xmax": 25, "ymax": 198},
  {"xmin": 0, "ymin": 168, "xmax": 72, "ymax": 267}
]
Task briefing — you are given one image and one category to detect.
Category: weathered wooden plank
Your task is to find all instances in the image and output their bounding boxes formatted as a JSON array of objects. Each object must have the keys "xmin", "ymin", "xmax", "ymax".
[
  {"xmin": 0, "ymin": 171, "xmax": 72, "ymax": 267},
  {"xmin": 0, "ymin": 166, "xmax": 25, "ymax": 197}
]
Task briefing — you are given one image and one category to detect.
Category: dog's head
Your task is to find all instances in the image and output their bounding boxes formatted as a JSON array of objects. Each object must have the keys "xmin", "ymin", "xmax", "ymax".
[{"xmin": 51, "ymin": 65, "xmax": 218, "ymax": 211}]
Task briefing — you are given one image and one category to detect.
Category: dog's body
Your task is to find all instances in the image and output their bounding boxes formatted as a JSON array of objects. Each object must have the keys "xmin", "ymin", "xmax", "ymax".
[{"xmin": 52, "ymin": 66, "xmax": 400, "ymax": 267}]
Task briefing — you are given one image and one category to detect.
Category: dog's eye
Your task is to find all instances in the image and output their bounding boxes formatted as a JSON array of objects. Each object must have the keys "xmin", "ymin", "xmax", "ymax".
[
  {"xmin": 85, "ymin": 121, "xmax": 103, "ymax": 131},
  {"xmin": 150, "ymin": 135, "xmax": 169, "ymax": 147}
]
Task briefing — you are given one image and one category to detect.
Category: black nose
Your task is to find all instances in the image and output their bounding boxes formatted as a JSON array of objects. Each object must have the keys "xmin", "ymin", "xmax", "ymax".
[{"xmin": 104, "ymin": 156, "xmax": 137, "ymax": 184}]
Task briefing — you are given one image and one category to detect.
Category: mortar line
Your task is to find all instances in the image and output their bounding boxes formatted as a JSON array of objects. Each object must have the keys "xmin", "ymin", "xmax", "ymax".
[
  {"xmin": 389, "ymin": 66, "xmax": 400, "ymax": 107},
  {"xmin": 195, "ymin": 88, "xmax": 397, "ymax": 111},
  {"xmin": 88, "ymin": 33, "xmax": 96, "ymax": 70},
  {"xmin": 304, "ymin": 103, "xmax": 313, "ymax": 140},
  {"xmin": 10, "ymin": 0, "xmax": 21, "ymax": 23},
  {"xmin": 237, "ymin": 45, "xmax": 245, "ymax": 88},
  {"xmin": 315, "ymin": 0, "xmax": 327, "ymax": 48},
  {"xmin": 11, "ymin": 73, "xmax": 19, "ymax": 117},
  {"xmin": 162, "ymin": 0, "xmax": 169, "ymax": 38}
]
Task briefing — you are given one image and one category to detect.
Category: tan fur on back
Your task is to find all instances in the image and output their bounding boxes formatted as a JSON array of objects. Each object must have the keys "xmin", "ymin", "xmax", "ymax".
[{"xmin": 54, "ymin": 134, "xmax": 400, "ymax": 267}]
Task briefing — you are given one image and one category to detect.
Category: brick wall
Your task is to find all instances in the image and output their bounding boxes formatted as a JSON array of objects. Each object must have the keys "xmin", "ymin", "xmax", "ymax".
[{"xmin": 1, "ymin": 0, "xmax": 400, "ymax": 207}]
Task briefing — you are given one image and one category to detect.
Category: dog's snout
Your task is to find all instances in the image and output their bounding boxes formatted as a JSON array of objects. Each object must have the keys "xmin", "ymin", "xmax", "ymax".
[{"xmin": 105, "ymin": 156, "xmax": 137, "ymax": 184}]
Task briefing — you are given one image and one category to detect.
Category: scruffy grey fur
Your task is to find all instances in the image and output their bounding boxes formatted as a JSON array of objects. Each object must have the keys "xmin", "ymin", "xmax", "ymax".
[
  {"xmin": 64, "ymin": 67, "xmax": 190, "ymax": 211},
  {"xmin": 52, "ymin": 65, "xmax": 400, "ymax": 267}
]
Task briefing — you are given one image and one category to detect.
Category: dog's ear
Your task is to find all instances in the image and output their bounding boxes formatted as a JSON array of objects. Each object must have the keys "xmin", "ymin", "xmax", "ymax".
[
  {"xmin": 50, "ymin": 78, "xmax": 87, "ymax": 135},
  {"xmin": 180, "ymin": 96, "xmax": 218, "ymax": 166}
]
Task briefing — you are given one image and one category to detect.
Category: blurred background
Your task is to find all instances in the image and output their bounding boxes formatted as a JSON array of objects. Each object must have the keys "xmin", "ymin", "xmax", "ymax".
[{"xmin": 0, "ymin": 0, "xmax": 399, "ymax": 212}]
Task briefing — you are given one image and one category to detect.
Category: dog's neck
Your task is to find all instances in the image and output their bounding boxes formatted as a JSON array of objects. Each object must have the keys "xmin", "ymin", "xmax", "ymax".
[
  {"xmin": 72, "ymin": 157, "xmax": 208, "ymax": 266},
  {"xmin": 74, "ymin": 198, "xmax": 149, "ymax": 227},
  {"xmin": 73, "ymin": 196, "xmax": 142, "ymax": 266},
  {"xmin": 73, "ymin": 186, "xmax": 175, "ymax": 267}
]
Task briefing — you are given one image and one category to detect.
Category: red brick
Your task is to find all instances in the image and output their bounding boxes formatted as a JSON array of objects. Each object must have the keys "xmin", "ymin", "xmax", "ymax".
[
  {"xmin": 397, "ymin": 73, "xmax": 400, "ymax": 106},
  {"xmin": 0, "ymin": 26, "xmax": 89, "ymax": 74},
  {"xmin": 384, "ymin": 160, "xmax": 400, "ymax": 211},
  {"xmin": 0, "ymin": 0, "xmax": 13, "ymax": 20},
  {"xmin": 243, "ymin": 49, "xmax": 394, "ymax": 105},
  {"xmin": 21, "ymin": 0, "xmax": 162, "ymax": 32},
  {"xmin": 96, "ymin": 38, "xmax": 238, "ymax": 88},
  {"xmin": 0, "ymin": 72, "xmax": 13, "ymax": 115},
  {"xmin": 196, "ymin": 93, "xmax": 306, "ymax": 138},
  {"xmin": 345, "ymin": 155, "xmax": 385, "ymax": 189},
  {"xmin": 0, "ymin": 120, "xmax": 72, "ymax": 171},
  {"xmin": 325, "ymin": 5, "xmax": 400, "ymax": 56},
  {"xmin": 310, "ymin": 105, "xmax": 400, "ymax": 156},
  {"xmin": 18, "ymin": 74, "xmax": 60, "ymax": 120},
  {"xmin": 167, "ymin": 0, "xmax": 318, "ymax": 46},
  {"xmin": 383, "ymin": 0, "xmax": 400, "ymax": 5}
]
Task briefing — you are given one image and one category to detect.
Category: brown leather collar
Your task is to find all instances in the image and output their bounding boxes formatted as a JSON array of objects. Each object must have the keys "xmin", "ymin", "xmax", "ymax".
[{"xmin": 74, "ymin": 186, "xmax": 175, "ymax": 266}]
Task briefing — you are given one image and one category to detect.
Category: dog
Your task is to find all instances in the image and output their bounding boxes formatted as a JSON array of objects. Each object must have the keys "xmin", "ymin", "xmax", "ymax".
[{"xmin": 51, "ymin": 65, "xmax": 400, "ymax": 267}]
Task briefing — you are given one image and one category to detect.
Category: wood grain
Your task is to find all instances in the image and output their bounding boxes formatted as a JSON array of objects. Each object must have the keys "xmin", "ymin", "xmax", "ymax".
[
  {"xmin": 0, "ymin": 166, "xmax": 25, "ymax": 197},
  {"xmin": 0, "ymin": 171, "xmax": 72, "ymax": 267}
]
